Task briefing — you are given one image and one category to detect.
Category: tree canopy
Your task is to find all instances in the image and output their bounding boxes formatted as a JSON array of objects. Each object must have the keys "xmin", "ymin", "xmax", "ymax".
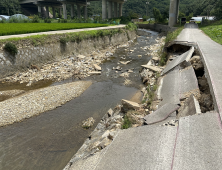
[{"xmin": 0, "ymin": 0, "xmax": 21, "ymax": 16}]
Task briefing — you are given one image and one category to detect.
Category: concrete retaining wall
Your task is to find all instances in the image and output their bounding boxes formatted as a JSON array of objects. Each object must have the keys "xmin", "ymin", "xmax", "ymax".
[
  {"xmin": 137, "ymin": 24, "xmax": 177, "ymax": 33},
  {"xmin": 0, "ymin": 30, "xmax": 136, "ymax": 78}
]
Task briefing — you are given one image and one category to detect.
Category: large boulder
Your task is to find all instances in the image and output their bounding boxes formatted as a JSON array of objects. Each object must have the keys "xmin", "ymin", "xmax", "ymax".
[{"xmin": 121, "ymin": 99, "xmax": 141, "ymax": 112}]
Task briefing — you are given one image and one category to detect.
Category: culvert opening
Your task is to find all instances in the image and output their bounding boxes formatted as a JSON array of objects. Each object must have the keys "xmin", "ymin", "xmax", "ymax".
[{"xmin": 190, "ymin": 55, "xmax": 214, "ymax": 113}]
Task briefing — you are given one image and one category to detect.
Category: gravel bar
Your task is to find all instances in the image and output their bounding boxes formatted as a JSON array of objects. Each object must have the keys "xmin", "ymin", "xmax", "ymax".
[{"xmin": 0, "ymin": 81, "xmax": 92, "ymax": 126}]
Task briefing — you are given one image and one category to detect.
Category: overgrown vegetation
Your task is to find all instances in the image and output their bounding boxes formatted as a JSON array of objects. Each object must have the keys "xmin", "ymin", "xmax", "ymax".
[
  {"xmin": 3, "ymin": 42, "xmax": 18, "ymax": 55},
  {"xmin": 165, "ymin": 27, "xmax": 183, "ymax": 43},
  {"xmin": 0, "ymin": 23, "xmax": 136, "ymax": 48},
  {"xmin": 0, "ymin": 23, "xmax": 109, "ymax": 36},
  {"xmin": 200, "ymin": 20, "xmax": 222, "ymax": 45},
  {"xmin": 122, "ymin": 115, "xmax": 132, "ymax": 129}
]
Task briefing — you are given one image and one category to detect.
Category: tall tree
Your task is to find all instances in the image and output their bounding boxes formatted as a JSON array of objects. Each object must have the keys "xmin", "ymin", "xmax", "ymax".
[{"xmin": 0, "ymin": 0, "xmax": 21, "ymax": 16}]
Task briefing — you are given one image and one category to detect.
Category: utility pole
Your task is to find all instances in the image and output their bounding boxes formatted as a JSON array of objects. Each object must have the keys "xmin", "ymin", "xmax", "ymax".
[{"xmin": 146, "ymin": 2, "xmax": 149, "ymax": 17}]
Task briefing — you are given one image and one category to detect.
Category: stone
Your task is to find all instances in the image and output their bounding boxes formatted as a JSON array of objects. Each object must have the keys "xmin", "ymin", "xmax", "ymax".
[
  {"xmin": 152, "ymin": 57, "xmax": 159, "ymax": 62},
  {"xmin": 102, "ymin": 130, "xmax": 111, "ymax": 138},
  {"xmin": 141, "ymin": 65, "xmax": 162, "ymax": 72},
  {"xmin": 99, "ymin": 137, "xmax": 112, "ymax": 149},
  {"xmin": 130, "ymin": 50, "xmax": 134, "ymax": 52},
  {"xmin": 113, "ymin": 66, "xmax": 122, "ymax": 71},
  {"xmin": 121, "ymin": 99, "xmax": 141, "ymax": 111},
  {"xmin": 77, "ymin": 55, "xmax": 86, "ymax": 59},
  {"xmin": 107, "ymin": 108, "xmax": 114, "ymax": 117},
  {"xmin": 120, "ymin": 72, "xmax": 129, "ymax": 78},
  {"xmin": 128, "ymin": 69, "xmax": 133, "ymax": 73},
  {"xmin": 88, "ymin": 71, "xmax": 101, "ymax": 75},
  {"xmin": 93, "ymin": 64, "xmax": 102, "ymax": 71},
  {"xmin": 119, "ymin": 60, "xmax": 131, "ymax": 65},
  {"xmin": 138, "ymin": 55, "xmax": 142, "ymax": 58},
  {"xmin": 82, "ymin": 117, "xmax": 95, "ymax": 129}
]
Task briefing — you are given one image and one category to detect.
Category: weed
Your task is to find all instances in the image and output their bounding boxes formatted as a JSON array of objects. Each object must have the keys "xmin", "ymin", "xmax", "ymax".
[
  {"xmin": 126, "ymin": 23, "xmax": 138, "ymax": 31},
  {"xmin": 4, "ymin": 42, "xmax": 18, "ymax": 55},
  {"xmin": 165, "ymin": 27, "xmax": 183, "ymax": 43},
  {"xmin": 60, "ymin": 37, "xmax": 68, "ymax": 44},
  {"xmin": 159, "ymin": 52, "xmax": 167, "ymax": 66},
  {"xmin": 122, "ymin": 115, "xmax": 132, "ymax": 129}
]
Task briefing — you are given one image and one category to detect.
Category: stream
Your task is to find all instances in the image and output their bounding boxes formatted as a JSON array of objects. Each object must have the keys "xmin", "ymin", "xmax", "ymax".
[{"xmin": 0, "ymin": 29, "xmax": 159, "ymax": 170}]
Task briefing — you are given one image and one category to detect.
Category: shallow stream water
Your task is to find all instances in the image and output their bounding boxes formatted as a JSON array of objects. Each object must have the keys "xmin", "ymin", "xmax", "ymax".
[{"xmin": 0, "ymin": 29, "xmax": 159, "ymax": 170}]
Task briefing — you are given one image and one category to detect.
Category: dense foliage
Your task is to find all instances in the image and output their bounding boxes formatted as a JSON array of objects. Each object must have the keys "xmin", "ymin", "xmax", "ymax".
[
  {"xmin": 0, "ymin": 0, "xmax": 20, "ymax": 16},
  {"xmin": 0, "ymin": 23, "xmax": 108, "ymax": 36}
]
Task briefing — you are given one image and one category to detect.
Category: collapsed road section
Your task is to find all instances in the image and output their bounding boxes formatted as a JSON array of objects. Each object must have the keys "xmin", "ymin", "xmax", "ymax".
[{"xmin": 65, "ymin": 24, "xmax": 222, "ymax": 170}]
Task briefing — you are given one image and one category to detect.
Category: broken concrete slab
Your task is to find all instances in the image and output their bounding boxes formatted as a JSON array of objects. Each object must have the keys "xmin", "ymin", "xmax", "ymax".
[
  {"xmin": 144, "ymin": 103, "xmax": 180, "ymax": 125},
  {"xmin": 141, "ymin": 65, "xmax": 162, "ymax": 72},
  {"xmin": 173, "ymin": 111, "xmax": 222, "ymax": 170},
  {"xmin": 93, "ymin": 64, "xmax": 101, "ymax": 71},
  {"xmin": 161, "ymin": 46, "xmax": 194, "ymax": 75},
  {"xmin": 158, "ymin": 66, "xmax": 198, "ymax": 107},
  {"xmin": 121, "ymin": 99, "xmax": 141, "ymax": 111},
  {"xmin": 95, "ymin": 125, "xmax": 177, "ymax": 170},
  {"xmin": 158, "ymin": 68, "xmax": 181, "ymax": 107},
  {"xmin": 177, "ymin": 95, "xmax": 201, "ymax": 119}
]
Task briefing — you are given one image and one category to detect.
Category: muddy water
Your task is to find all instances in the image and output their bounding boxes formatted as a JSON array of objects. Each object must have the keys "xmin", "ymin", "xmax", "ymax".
[{"xmin": 0, "ymin": 30, "xmax": 159, "ymax": 170}]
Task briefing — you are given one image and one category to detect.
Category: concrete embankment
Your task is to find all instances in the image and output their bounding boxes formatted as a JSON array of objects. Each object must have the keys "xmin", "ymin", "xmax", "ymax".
[
  {"xmin": 0, "ymin": 26, "xmax": 136, "ymax": 79},
  {"xmin": 0, "ymin": 26, "xmax": 137, "ymax": 126}
]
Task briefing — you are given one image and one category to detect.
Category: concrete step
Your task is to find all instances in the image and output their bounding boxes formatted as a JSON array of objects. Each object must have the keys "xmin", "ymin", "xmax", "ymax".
[
  {"xmin": 95, "ymin": 125, "xmax": 177, "ymax": 170},
  {"xmin": 173, "ymin": 111, "xmax": 222, "ymax": 170},
  {"xmin": 144, "ymin": 103, "xmax": 180, "ymax": 125},
  {"xmin": 161, "ymin": 47, "xmax": 194, "ymax": 75}
]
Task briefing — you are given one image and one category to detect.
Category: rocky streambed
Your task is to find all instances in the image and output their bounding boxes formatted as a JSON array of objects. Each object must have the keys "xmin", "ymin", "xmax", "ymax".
[{"xmin": 0, "ymin": 29, "xmax": 166, "ymax": 170}]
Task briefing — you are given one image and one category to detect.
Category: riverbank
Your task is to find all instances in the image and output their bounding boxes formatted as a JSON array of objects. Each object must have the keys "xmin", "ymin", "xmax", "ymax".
[
  {"xmin": 64, "ymin": 29, "xmax": 166, "ymax": 170},
  {"xmin": 0, "ymin": 81, "xmax": 92, "ymax": 126}
]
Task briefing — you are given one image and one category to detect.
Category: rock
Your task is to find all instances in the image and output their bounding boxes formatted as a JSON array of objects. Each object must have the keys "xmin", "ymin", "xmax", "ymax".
[
  {"xmin": 121, "ymin": 99, "xmax": 141, "ymax": 111},
  {"xmin": 77, "ymin": 55, "xmax": 86, "ymax": 59},
  {"xmin": 120, "ymin": 72, "xmax": 129, "ymax": 78},
  {"xmin": 88, "ymin": 71, "xmax": 101, "ymax": 75},
  {"xmin": 138, "ymin": 55, "xmax": 142, "ymax": 58},
  {"xmin": 99, "ymin": 137, "xmax": 112, "ymax": 149},
  {"xmin": 113, "ymin": 66, "xmax": 122, "ymax": 71},
  {"xmin": 128, "ymin": 69, "xmax": 133, "ymax": 73},
  {"xmin": 141, "ymin": 65, "xmax": 162, "ymax": 72},
  {"xmin": 152, "ymin": 57, "xmax": 159, "ymax": 62},
  {"xmin": 106, "ymin": 52, "xmax": 113, "ymax": 56},
  {"xmin": 119, "ymin": 60, "xmax": 131, "ymax": 65},
  {"xmin": 107, "ymin": 108, "xmax": 114, "ymax": 117},
  {"xmin": 130, "ymin": 50, "xmax": 134, "ymax": 52},
  {"xmin": 82, "ymin": 117, "xmax": 95, "ymax": 129},
  {"xmin": 93, "ymin": 64, "xmax": 102, "ymax": 71}
]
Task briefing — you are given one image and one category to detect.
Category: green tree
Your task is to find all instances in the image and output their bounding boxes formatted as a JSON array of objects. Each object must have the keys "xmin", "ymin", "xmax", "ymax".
[
  {"xmin": 153, "ymin": 7, "xmax": 162, "ymax": 23},
  {"xmin": 0, "ymin": 0, "xmax": 21, "ymax": 16}
]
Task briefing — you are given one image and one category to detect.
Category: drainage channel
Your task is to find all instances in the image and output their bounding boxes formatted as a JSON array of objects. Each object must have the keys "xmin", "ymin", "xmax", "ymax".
[{"xmin": 0, "ymin": 30, "xmax": 161, "ymax": 170}]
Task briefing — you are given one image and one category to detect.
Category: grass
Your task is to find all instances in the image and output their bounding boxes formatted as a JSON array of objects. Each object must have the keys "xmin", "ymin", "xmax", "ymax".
[
  {"xmin": 199, "ymin": 20, "xmax": 222, "ymax": 45},
  {"xmin": 165, "ymin": 27, "xmax": 183, "ymax": 43},
  {"xmin": 122, "ymin": 115, "xmax": 132, "ymax": 129},
  {"xmin": 0, "ymin": 23, "xmax": 108, "ymax": 36}
]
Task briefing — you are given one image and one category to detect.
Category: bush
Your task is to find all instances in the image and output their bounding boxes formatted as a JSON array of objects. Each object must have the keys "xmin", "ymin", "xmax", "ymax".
[
  {"xmin": 4, "ymin": 42, "xmax": 18, "ymax": 55},
  {"xmin": 126, "ymin": 23, "xmax": 137, "ymax": 31},
  {"xmin": 32, "ymin": 15, "xmax": 40, "ymax": 23},
  {"xmin": 44, "ymin": 19, "xmax": 51, "ymax": 23},
  {"xmin": 60, "ymin": 37, "xmax": 68, "ymax": 44}
]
